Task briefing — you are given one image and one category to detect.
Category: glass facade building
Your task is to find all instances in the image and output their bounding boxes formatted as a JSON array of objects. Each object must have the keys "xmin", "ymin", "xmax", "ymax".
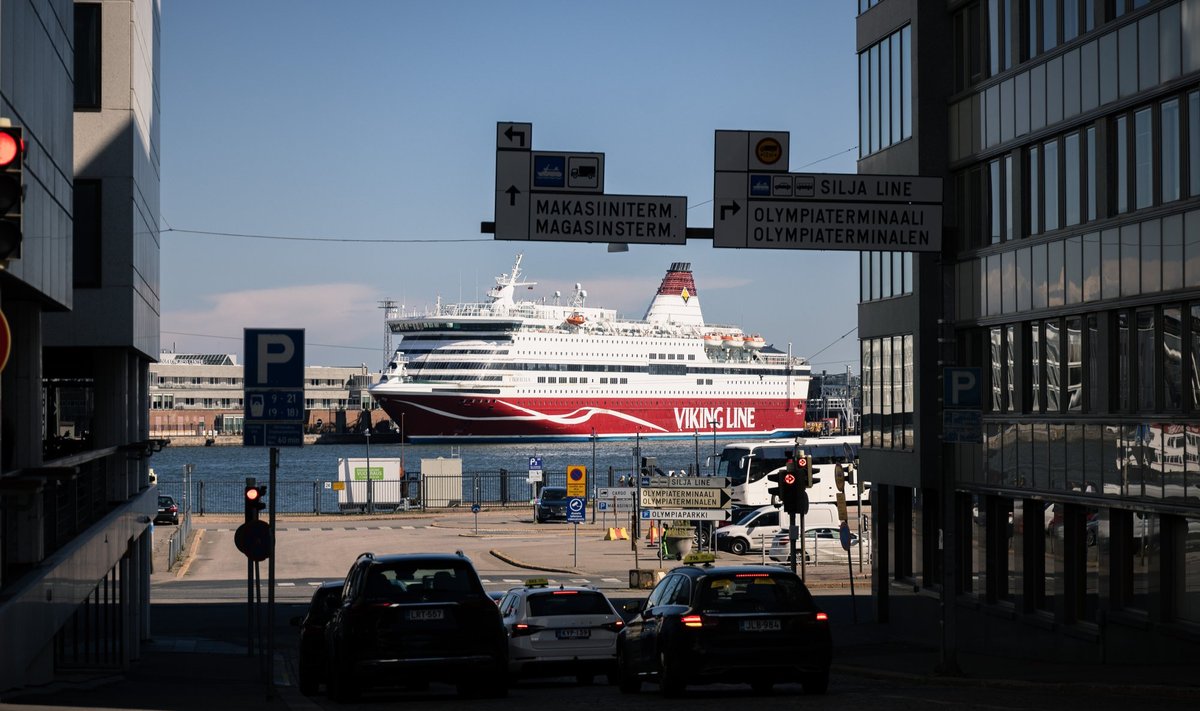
[{"xmin": 858, "ymin": 0, "xmax": 1200, "ymax": 663}]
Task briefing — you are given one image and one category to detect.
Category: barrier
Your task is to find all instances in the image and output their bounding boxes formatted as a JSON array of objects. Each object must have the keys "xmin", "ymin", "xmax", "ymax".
[{"xmin": 604, "ymin": 527, "xmax": 630, "ymax": 540}]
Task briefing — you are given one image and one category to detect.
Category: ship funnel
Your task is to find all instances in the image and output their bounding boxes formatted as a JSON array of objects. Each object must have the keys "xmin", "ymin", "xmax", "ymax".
[{"xmin": 643, "ymin": 263, "xmax": 704, "ymax": 327}]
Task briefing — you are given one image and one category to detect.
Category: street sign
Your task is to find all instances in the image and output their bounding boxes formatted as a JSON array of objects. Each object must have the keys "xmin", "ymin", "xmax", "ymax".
[
  {"xmin": 944, "ymin": 367, "xmax": 983, "ymax": 407},
  {"xmin": 640, "ymin": 508, "xmax": 733, "ymax": 522},
  {"xmin": 943, "ymin": 409, "xmax": 983, "ymax": 444},
  {"xmin": 492, "ymin": 121, "xmax": 687, "ymax": 245},
  {"xmin": 528, "ymin": 456, "xmax": 543, "ymax": 472},
  {"xmin": 640, "ymin": 476, "xmax": 729, "ymax": 489},
  {"xmin": 526, "ymin": 471, "xmax": 543, "ymax": 484},
  {"xmin": 713, "ymin": 129, "xmax": 943, "ymax": 251},
  {"xmin": 567, "ymin": 496, "xmax": 586, "ymax": 523},
  {"xmin": 566, "ymin": 465, "xmax": 587, "ymax": 498},
  {"xmin": 243, "ymin": 328, "xmax": 305, "ymax": 448},
  {"xmin": 639, "ymin": 487, "xmax": 731, "ymax": 509},
  {"xmin": 234, "ymin": 520, "xmax": 272, "ymax": 561},
  {"xmin": 596, "ymin": 487, "xmax": 637, "ymax": 499},
  {"xmin": 840, "ymin": 521, "xmax": 853, "ymax": 552}
]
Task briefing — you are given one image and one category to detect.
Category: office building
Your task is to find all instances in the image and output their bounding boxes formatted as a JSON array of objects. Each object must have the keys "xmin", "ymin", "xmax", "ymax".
[
  {"xmin": 857, "ymin": 0, "xmax": 1200, "ymax": 663},
  {"xmin": 0, "ymin": 0, "xmax": 161, "ymax": 692}
]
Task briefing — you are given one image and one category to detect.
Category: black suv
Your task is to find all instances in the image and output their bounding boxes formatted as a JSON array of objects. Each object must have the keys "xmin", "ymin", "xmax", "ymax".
[
  {"xmin": 324, "ymin": 552, "xmax": 508, "ymax": 701},
  {"xmin": 617, "ymin": 563, "xmax": 832, "ymax": 695},
  {"xmin": 535, "ymin": 486, "xmax": 569, "ymax": 523},
  {"xmin": 155, "ymin": 495, "xmax": 179, "ymax": 525},
  {"xmin": 292, "ymin": 580, "xmax": 344, "ymax": 695}
]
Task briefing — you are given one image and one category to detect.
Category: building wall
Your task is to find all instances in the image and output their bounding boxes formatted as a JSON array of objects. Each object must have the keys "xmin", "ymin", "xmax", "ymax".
[
  {"xmin": 0, "ymin": 0, "xmax": 161, "ymax": 693},
  {"xmin": 858, "ymin": 0, "xmax": 1200, "ymax": 663}
]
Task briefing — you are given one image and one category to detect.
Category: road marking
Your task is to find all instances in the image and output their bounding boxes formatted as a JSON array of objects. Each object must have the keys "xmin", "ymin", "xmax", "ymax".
[
  {"xmin": 502, "ymin": 579, "xmax": 522, "ymax": 584},
  {"xmin": 602, "ymin": 578, "xmax": 622, "ymax": 583},
  {"xmin": 570, "ymin": 578, "xmax": 590, "ymax": 583},
  {"xmin": 278, "ymin": 582, "xmax": 295, "ymax": 587}
]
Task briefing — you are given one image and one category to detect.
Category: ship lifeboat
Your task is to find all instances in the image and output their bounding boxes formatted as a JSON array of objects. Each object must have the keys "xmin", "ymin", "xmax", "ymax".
[
  {"xmin": 566, "ymin": 313, "xmax": 586, "ymax": 326},
  {"xmin": 721, "ymin": 334, "xmax": 742, "ymax": 349},
  {"xmin": 744, "ymin": 335, "xmax": 765, "ymax": 350},
  {"xmin": 703, "ymin": 333, "xmax": 722, "ymax": 348}
]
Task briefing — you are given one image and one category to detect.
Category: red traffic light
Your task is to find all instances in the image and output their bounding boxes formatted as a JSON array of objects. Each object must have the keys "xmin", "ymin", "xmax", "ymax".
[
  {"xmin": 796, "ymin": 458, "xmax": 807, "ymax": 468},
  {"xmin": 783, "ymin": 473, "xmax": 796, "ymax": 485},
  {"xmin": 0, "ymin": 132, "xmax": 22, "ymax": 166},
  {"xmin": 245, "ymin": 487, "xmax": 261, "ymax": 501}
]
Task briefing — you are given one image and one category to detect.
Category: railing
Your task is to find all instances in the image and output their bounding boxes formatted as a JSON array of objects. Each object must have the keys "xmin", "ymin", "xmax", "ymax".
[{"xmin": 157, "ymin": 468, "xmax": 640, "ymax": 515}]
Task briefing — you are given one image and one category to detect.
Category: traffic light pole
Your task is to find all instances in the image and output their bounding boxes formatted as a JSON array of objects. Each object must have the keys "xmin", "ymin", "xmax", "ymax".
[
  {"xmin": 244, "ymin": 476, "xmax": 255, "ymax": 657},
  {"xmin": 788, "ymin": 511, "xmax": 797, "ymax": 576},
  {"xmin": 267, "ymin": 447, "xmax": 278, "ymax": 700}
]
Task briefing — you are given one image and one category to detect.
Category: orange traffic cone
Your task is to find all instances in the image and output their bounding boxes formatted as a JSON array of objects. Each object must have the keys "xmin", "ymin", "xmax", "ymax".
[{"xmin": 646, "ymin": 521, "xmax": 659, "ymax": 544}]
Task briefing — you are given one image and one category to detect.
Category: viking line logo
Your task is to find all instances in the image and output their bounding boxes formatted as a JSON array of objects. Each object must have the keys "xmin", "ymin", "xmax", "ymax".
[
  {"xmin": 674, "ymin": 407, "xmax": 756, "ymax": 430},
  {"xmin": 681, "ymin": 287, "xmax": 690, "ymax": 303}
]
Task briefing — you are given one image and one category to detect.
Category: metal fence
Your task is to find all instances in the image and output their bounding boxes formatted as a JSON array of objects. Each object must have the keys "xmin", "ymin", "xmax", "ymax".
[{"xmin": 157, "ymin": 467, "xmax": 640, "ymax": 515}]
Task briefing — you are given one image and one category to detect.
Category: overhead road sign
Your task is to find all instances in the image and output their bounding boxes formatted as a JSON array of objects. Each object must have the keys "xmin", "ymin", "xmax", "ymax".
[
  {"xmin": 639, "ymin": 487, "xmax": 731, "ymax": 509},
  {"xmin": 640, "ymin": 508, "xmax": 733, "ymax": 522},
  {"xmin": 713, "ymin": 129, "xmax": 943, "ymax": 252},
  {"xmin": 491, "ymin": 121, "xmax": 687, "ymax": 245}
]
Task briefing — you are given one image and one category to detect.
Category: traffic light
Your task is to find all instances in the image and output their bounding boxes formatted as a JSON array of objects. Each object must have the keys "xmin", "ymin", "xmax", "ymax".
[
  {"xmin": 801, "ymin": 451, "xmax": 815, "ymax": 488},
  {"xmin": 766, "ymin": 466, "xmax": 786, "ymax": 509},
  {"xmin": 244, "ymin": 484, "xmax": 266, "ymax": 522},
  {"xmin": 780, "ymin": 459, "xmax": 802, "ymax": 513},
  {"xmin": 0, "ymin": 125, "xmax": 25, "ymax": 261}
]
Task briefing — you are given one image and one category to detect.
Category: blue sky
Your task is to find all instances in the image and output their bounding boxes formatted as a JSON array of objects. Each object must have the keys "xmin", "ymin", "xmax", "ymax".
[{"xmin": 161, "ymin": 1, "xmax": 861, "ymax": 376}]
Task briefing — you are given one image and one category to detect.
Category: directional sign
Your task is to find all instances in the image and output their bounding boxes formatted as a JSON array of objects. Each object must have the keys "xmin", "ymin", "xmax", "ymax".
[
  {"xmin": 713, "ymin": 129, "xmax": 943, "ymax": 252},
  {"xmin": 641, "ymin": 508, "xmax": 733, "ymax": 522},
  {"xmin": 639, "ymin": 487, "xmax": 731, "ymax": 509},
  {"xmin": 596, "ymin": 488, "xmax": 637, "ymax": 499},
  {"xmin": 566, "ymin": 465, "xmax": 587, "ymax": 498},
  {"xmin": 640, "ymin": 476, "xmax": 729, "ymax": 489},
  {"xmin": 243, "ymin": 328, "xmax": 305, "ymax": 448},
  {"xmin": 567, "ymin": 496, "xmax": 587, "ymax": 523},
  {"xmin": 492, "ymin": 121, "xmax": 687, "ymax": 245}
]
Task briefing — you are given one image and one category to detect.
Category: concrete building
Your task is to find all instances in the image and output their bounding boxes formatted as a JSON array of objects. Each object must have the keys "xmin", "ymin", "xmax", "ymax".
[
  {"xmin": 857, "ymin": 0, "xmax": 1200, "ymax": 664},
  {"xmin": 0, "ymin": 0, "xmax": 160, "ymax": 694},
  {"xmin": 148, "ymin": 353, "xmax": 382, "ymax": 437}
]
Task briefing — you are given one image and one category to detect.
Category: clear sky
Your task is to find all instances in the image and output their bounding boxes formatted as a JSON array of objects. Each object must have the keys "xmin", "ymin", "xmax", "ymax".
[{"xmin": 161, "ymin": 1, "xmax": 862, "ymax": 376}]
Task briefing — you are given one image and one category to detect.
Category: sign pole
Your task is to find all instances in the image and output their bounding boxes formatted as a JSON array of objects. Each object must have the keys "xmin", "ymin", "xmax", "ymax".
[
  {"xmin": 245, "ymin": 476, "xmax": 255, "ymax": 657},
  {"xmin": 266, "ymin": 447, "xmax": 278, "ymax": 700}
]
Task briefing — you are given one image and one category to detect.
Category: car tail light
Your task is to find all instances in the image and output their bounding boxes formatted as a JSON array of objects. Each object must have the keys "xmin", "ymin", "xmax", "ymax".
[
  {"xmin": 511, "ymin": 623, "xmax": 543, "ymax": 637},
  {"xmin": 552, "ymin": 590, "xmax": 578, "ymax": 595},
  {"xmin": 600, "ymin": 619, "xmax": 624, "ymax": 632},
  {"xmin": 681, "ymin": 614, "xmax": 704, "ymax": 628},
  {"xmin": 815, "ymin": 612, "xmax": 829, "ymax": 621},
  {"xmin": 735, "ymin": 572, "xmax": 769, "ymax": 578},
  {"xmin": 169, "ymin": 505, "xmax": 178, "ymax": 513}
]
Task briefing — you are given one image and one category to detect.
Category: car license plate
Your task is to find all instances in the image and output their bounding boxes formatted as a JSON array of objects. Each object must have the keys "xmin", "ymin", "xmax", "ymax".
[
  {"xmin": 739, "ymin": 619, "xmax": 781, "ymax": 632},
  {"xmin": 407, "ymin": 609, "xmax": 445, "ymax": 621},
  {"xmin": 555, "ymin": 628, "xmax": 590, "ymax": 640}
]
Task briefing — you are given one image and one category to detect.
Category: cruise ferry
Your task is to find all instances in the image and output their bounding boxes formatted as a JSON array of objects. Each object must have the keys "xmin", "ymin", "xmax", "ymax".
[{"xmin": 369, "ymin": 256, "xmax": 811, "ymax": 443}]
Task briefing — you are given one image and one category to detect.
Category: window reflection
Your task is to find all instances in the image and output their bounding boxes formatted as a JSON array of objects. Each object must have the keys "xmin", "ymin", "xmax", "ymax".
[
  {"xmin": 1181, "ymin": 517, "xmax": 1200, "ymax": 624},
  {"xmin": 1164, "ymin": 307, "xmax": 1182, "ymax": 411},
  {"xmin": 1136, "ymin": 308, "xmax": 1154, "ymax": 411},
  {"xmin": 1117, "ymin": 511, "xmax": 1158, "ymax": 613},
  {"xmin": 1162, "ymin": 98, "xmax": 1180, "ymax": 203},
  {"xmin": 1066, "ymin": 316, "xmax": 1082, "ymax": 412}
]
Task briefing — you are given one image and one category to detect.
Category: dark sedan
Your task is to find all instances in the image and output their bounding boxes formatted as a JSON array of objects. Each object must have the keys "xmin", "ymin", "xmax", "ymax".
[
  {"xmin": 292, "ymin": 580, "xmax": 344, "ymax": 695},
  {"xmin": 616, "ymin": 562, "xmax": 831, "ymax": 696}
]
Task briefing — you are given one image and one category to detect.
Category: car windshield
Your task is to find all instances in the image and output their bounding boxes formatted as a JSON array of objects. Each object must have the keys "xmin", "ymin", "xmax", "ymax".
[
  {"xmin": 527, "ymin": 591, "xmax": 612, "ymax": 616},
  {"xmin": 364, "ymin": 562, "xmax": 484, "ymax": 602},
  {"xmin": 697, "ymin": 573, "xmax": 817, "ymax": 613},
  {"xmin": 541, "ymin": 487, "xmax": 567, "ymax": 500},
  {"xmin": 158, "ymin": 496, "xmax": 173, "ymax": 506}
]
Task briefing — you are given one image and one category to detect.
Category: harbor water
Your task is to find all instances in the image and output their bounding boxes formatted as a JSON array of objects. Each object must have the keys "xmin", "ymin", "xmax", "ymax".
[{"xmin": 151, "ymin": 438, "xmax": 728, "ymax": 514}]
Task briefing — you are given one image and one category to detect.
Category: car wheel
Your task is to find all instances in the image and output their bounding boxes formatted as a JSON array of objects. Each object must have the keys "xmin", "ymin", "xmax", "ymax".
[
  {"xmin": 750, "ymin": 679, "xmax": 774, "ymax": 695},
  {"xmin": 729, "ymin": 538, "xmax": 749, "ymax": 555},
  {"xmin": 617, "ymin": 646, "xmax": 641, "ymax": 694},
  {"xmin": 297, "ymin": 658, "xmax": 318, "ymax": 696},
  {"xmin": 658, "ymin": 652, "xmax": 685, "ymax": 696},
  {"xmin": 801, "ymin": 670, "xmax": 829, "ymax": 695}
]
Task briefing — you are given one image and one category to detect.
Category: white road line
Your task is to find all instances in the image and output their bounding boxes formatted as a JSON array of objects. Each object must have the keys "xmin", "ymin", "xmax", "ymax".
[
  {"xmin": 601, "ymin": 578, "xmax": 622, "ymax": 583},
  {"xmin": 278, "ymin": 582, "xmax": 295, "ymax": 587}
]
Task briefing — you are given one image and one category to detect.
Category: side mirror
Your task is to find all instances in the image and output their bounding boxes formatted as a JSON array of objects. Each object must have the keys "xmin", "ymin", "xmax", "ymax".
[{"xmin": 622, "ymin": 599, "xmax": 646, "ymax": 615}]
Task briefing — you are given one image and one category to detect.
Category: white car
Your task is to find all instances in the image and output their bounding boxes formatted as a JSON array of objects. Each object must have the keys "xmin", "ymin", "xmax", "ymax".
[
  {"xmin": 768, "ymin": 526, "xmax": 867, "ymax": 564},
  {"xmin": 497, "ymin": 579, "xmax": 624, "ymax": 684}
]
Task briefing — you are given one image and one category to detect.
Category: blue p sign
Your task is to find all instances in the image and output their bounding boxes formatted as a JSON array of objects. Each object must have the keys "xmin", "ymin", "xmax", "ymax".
[{"xmin": 943, "ymin": 367, "xmax": 981, "ymax": 408}]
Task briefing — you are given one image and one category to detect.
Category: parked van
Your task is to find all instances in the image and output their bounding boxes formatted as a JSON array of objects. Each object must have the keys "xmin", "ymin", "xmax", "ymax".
[{"xmin": 713, "ymin": 504, "xmax": 839, "ymax": 555}]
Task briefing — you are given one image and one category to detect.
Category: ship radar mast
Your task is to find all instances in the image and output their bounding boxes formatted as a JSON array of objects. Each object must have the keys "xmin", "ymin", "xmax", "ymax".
[{"xmin": 487, "ymin": 253, "xmax": 538, "ymax": 306}]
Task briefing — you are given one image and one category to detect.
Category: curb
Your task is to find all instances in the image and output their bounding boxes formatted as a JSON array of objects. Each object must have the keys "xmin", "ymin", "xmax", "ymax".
[
  {"xmin": 832, "ymin": 662, "xmax": 1200, "ymax": 700},
  {"xmin": 489, "ymin": 549, "xmax": 582, "ymax": 576},
  {"xmin": 172, "ymin": 528, "xmax": 204, "ymax": 579}
]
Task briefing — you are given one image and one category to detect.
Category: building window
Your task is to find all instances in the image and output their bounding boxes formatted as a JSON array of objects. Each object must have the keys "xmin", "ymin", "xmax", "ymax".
[
  {"xmin": 1162, "ymin": 98, "xmax": 1181, "ymax": 203},
  {"xmin": 859, "ymin": 25, "xmax": 911, "ymax": 158},
  {"xmin": 1134, "ymin": 107, "xmax": 1153, "ymax": 209},
  {"xmin": 73, "ymin": 180, "xmax": 102, "ymax": 288},
  {"xmin": 74, "ymin": 3, "xmax": 101, "ymax": 110},
  {"xmin": 1190, "ymin": 92, "xmax": 1200, "ymax": 198}
]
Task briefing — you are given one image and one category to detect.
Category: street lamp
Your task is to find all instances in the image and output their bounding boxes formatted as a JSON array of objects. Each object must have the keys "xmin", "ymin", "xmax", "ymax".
[
  {"xmin": 709, "ymin": 420, "xmax": 718, "ymax": 476},
  {"xmin": 365, "ymin": 425, "xmax": 372, "ymax": 514}
]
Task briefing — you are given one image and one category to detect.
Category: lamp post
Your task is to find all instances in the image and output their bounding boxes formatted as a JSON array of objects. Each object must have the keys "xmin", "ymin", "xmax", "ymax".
[
  {"xmin": 709, "ymin": 420, "xmax": 718, "ymax": 476},
  {"xmin": 365, "ymin": 425, "xmax": 372, "ymax": 514}
]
